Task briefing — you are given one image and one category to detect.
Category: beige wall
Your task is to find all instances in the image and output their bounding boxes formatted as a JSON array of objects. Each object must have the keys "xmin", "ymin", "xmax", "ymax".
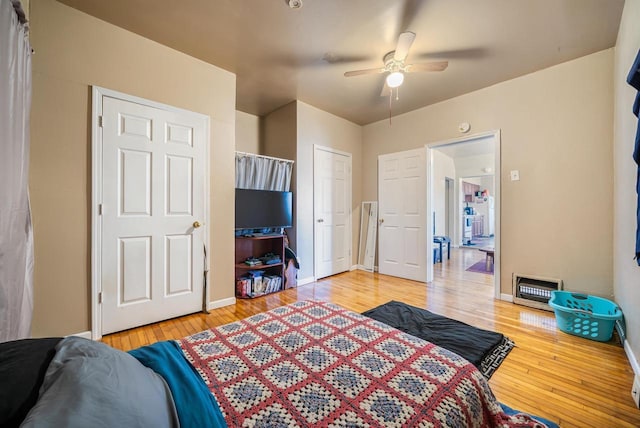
[
  {"xmin": 296, "ymin": 102, "xmax": 363, "ymax": 280},
  {"xmin": 363, "ymin": 50, "xmax": 614, "ymax": 297},
  {"xmin": 432, "ymin": 151, "xmax": 456, "ymax": 236},
  {"xmin": 262, "ymin": 102, "xmax": 298, "ymax": 248},
  {"xmin": 30, "ymin": 0, "xmax": 236, "ymax": 336},
  {"xmin": 614, "ymin": 0, "xmax": 640, "ymax": 369},
  {"xmin": 261, "ymin": 101, "xmax": 362, "ymax": 280},
  {"xmin": 235, "ymin": 111, "xmax": 260, "ymax": 154}
]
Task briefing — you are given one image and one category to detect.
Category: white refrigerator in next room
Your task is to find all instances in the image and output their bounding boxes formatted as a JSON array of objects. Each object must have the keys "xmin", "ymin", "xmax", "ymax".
[{"xmin": 471, "ymin": 196, "xmax": 494, "ymax": 236}]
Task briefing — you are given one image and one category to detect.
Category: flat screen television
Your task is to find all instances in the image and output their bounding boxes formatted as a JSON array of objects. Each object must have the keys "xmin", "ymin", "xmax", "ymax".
[{"xmin": 235, "ymin": 188, "xmax": 293, "ymax": 230}]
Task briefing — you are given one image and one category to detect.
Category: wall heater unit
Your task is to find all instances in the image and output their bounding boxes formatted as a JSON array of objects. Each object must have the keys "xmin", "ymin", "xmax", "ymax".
[{"xmin": 512, "ymin": 274, "xmax": 563, "ymax": 311}]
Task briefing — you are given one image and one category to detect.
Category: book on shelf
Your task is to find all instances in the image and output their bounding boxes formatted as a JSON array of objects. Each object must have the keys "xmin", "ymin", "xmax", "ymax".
[{"xmin": 236, "ymin": 273, "xmax": 283, "ymax": 298}]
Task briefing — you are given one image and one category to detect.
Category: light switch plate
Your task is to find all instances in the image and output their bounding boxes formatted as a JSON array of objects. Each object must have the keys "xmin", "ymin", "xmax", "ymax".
[{"xmin": 510, "ymin": 170, "xmax": 520, "ymax": 181}]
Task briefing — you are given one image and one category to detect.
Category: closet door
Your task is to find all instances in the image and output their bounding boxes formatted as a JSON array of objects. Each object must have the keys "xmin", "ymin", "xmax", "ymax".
[{"xmin": 314, "ymin": 146, "xmax": 352, "ymax": 279}]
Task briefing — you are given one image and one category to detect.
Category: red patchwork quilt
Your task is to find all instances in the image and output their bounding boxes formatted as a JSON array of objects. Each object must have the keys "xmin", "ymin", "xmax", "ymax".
[{"xmin": 177, "ymin": 300, "xmax": 546, "ymax": 427}]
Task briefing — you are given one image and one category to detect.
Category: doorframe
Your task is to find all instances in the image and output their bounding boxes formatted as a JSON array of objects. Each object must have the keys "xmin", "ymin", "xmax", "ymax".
[
  {"xmin": 444, "ymin": 177, "xmax": 454, "ymax": 239},
  {"xmin": 91, "ymin": 86, "xmax": 211, "ymax": 340},
  {"xmin": 312, "ymin": 144, "xmax": 353, "ymax": 280},
  {"xmin": 425, "ymin": 130, "xmax": 501, "ymax": 299}
]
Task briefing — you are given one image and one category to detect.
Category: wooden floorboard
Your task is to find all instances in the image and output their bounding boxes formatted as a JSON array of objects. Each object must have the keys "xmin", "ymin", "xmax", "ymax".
[{"xmin": 103, "ymin": 248, "xmax": 640, "ymax": 427}]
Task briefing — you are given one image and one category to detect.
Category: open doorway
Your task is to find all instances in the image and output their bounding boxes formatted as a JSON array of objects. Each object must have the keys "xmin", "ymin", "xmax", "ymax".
[{"xmin": 426, "ymin": 130, "xmax": 501, "ymax": 299}]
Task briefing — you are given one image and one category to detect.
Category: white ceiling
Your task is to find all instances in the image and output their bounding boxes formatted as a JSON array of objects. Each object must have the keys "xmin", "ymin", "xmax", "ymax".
[
  {"xmin": 435, "ymin": 138, "xmax": 495, "ymax": 158},
  {"xmin": 57, "ymin": 0, "xmax": 625, "ymax": 125}
]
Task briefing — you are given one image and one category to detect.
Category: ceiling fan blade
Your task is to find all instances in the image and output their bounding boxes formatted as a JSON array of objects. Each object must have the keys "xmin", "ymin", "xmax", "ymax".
[
  {"xmin": 397, "ymin": 0, "xmax": 427, "ymax": 35},
  {"xmin": 415, "ymin": 47, "xmax": 488, "ymax": 61},
  {"xmin": 323, "ymin": 53, "xmax": 373, "ymax": 64},
  {"xmin": 405, "ymin": 61, "xmax": 449, "ymax": 72},
  {"xmin": 344, "ymin": 67, "xmax": 386, "ymax": 77},
  {"xmin": 394, "ymin": 31, "xmax": 416, "ymax": 62}
]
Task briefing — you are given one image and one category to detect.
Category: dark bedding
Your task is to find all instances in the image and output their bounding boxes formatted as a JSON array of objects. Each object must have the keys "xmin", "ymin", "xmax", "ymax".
[
  {"xmin": 362, "ymin": 300, "xmax": 514, "ymax": 378},
  {"xmin": 0, "ymin": 337, "xmax": 62, "ymax": 428}
]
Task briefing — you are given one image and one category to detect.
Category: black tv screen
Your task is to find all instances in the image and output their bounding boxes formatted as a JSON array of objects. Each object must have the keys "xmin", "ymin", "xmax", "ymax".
[{"xmin": 235, "ymin": 189, "xmax": 293, "ymax": 230}]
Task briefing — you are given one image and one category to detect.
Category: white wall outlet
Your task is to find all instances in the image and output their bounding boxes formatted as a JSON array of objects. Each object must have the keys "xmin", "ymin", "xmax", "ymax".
[
  {"xmin": 632, "ymin": 375, "xmax": 640, "ymax": 408},
  {"xmin": 510, "ymin": 170, "xmax": 520, "ymax": 181}
]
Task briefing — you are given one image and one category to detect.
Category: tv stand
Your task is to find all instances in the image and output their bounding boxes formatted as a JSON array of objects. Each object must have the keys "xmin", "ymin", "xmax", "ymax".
[{"xmin": 235, "ymin": 235, "xmax": 285, "ymax": 298}]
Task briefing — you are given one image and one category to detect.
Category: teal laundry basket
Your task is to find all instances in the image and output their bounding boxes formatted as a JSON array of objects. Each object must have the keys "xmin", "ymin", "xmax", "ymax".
[{"xmin": 548, "ymin": 291, "xmax": 622, "ymax": 342}]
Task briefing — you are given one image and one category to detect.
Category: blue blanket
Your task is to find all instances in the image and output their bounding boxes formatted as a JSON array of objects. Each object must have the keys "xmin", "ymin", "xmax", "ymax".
[
  {"xmin": 129, "ymin": 341, "xmax": 226, "ymax": 428},
  {"xmin": 500, "ymin": 403, "xmax": 558, "ymax": 428}
]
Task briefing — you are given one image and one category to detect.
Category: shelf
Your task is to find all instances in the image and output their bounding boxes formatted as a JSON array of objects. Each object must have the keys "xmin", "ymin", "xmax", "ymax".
[
  {"xmin": 235, "ymin": 262, "xmax": 283, "ymax": 269},
  {"xmin": 236, "ymin": 291, "xmax": 277, "ymax": 299},
  {"xmin": 235, "ymin": 234, "xmax": 285, "ymax": 299}
]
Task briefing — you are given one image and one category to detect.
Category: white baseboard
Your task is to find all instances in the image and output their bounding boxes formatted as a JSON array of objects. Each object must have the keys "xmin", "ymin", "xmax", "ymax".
[
  {"xmin": 350, "ymin": 265, "xmax": 358, "ymax": 271},
  {"xmin": 68, "ymin": 331, "xmax": 92, "ymax": 340},
  {"xmin": 624, "ymin": 340, "xmax": 640, "ymax": 376},
  {"xmin": 297, "ymin": 276, "xmax": 315, "ymax": 286},
  {"xmin": 207, "ymin": 297, "xmax": 236, "ymax": 311},
  {"xmin": 500, "ymin": 293, "xmax": 514, "ymax": 302}
]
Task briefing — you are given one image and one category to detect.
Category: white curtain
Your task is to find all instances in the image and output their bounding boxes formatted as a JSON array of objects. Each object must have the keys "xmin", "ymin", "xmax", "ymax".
[
  {"xmin": 0, "ymin": 0, "xmax": 33, "ymax": 342},
  {"xmin": 236, "ymin": 152, "xmax": 293, "ymax": 191}
]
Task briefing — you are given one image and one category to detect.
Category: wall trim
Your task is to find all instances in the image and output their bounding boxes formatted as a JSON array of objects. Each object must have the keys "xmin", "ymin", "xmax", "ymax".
[
  {"xmin": 69, "ymin": 331, "xmax": 92, "ymax": 340},
  {"xmin": 208, "ymin": 297, "xmax": 236, "ymax": 311},
  {"xmin": 500, "ymin": 293, "xmax": 514, "ymax": 302},
  {"xmin": 624, "ymin": 340, "xmax": 640, "ymax": 376},
  {"xmin": 297, "ymin": 276, "xmax": 315, "ymax": 286}
]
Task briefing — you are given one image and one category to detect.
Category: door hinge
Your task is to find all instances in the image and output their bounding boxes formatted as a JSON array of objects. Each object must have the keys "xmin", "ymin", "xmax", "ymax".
[
  {"xmin": 98, "ymin": 115, "xmax": 103, "ymax": 127},
  {"xmin": 98, "ymin": 204, "xmax": 103, "ymax": 215},
  {"xmin": 98, "ymin": 292, "xmax": 103, "ymax": 304}
]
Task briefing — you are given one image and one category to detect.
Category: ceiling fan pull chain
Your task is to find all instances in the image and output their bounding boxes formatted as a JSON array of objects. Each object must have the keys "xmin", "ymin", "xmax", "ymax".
[{"xmin": 389, "ymin": 91, "xmax": 392, "ymax": 125}]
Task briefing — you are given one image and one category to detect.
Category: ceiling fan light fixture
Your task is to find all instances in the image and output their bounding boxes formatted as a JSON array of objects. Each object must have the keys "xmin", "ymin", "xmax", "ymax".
[{"xmin": 386, "ymin": 71, "xmax": 404, "ymax": 88}]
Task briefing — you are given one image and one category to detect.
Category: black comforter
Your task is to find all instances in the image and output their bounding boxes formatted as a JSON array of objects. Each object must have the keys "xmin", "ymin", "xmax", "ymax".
[{"xmin": 363, "ymin": 300, "xmax": 513, "ymax": 377}]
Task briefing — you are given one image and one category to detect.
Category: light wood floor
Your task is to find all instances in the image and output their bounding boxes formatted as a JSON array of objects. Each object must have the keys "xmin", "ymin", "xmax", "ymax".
[{"xmin": 104, "ymin": 248, "xmax": 640, "ymax": 427}]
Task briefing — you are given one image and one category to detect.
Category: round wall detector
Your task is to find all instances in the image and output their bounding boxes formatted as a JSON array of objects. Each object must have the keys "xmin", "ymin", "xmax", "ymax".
[{"xmin": 288, "ymin": 0, "xmax": 303, "ymax": 9}]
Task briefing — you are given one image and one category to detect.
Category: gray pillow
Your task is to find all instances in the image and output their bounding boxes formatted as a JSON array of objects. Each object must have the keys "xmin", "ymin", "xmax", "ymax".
[{"xmin": 20, "ymin": 337, "xmax": 179, "ymax": 428}]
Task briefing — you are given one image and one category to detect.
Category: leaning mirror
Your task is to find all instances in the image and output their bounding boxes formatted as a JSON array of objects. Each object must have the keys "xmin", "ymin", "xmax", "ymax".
[{"xmin": 358, "ymin": 201, "xmax": 378, "ymax": 272}]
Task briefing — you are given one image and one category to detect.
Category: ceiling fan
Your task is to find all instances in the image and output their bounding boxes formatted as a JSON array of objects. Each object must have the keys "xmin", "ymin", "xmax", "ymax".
[{"xmin": 343, "ymin": 32, "xmax": 448, "ymax": 95}]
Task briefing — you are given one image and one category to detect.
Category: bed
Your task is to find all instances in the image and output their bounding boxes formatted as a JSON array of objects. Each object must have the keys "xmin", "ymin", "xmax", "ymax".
[{"xmin": 2, "ymin": 300, "xmax": 551, "ymax": 427}]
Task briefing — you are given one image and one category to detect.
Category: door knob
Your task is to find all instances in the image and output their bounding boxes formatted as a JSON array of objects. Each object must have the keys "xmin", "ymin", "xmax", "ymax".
[
  {"xmin": 193, "ymin": 221, "xmax": 202, "ymax": 228},
  {"xmin": 317, "ymin": 219, "xmax": 324, "ymax": 223},
  {"xmin": 379, "ymin": 218, "xmax": 384, "ymax": 224}
]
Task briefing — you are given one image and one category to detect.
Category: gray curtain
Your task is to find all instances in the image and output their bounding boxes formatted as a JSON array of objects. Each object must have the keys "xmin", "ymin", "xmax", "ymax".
[
  {"xmin": 0, "ymin": 0, "xmax": 33, "ymax": 341},
  {"xmin": 235, "ymin": 152, "xmax": 293, "ymax": 191}
]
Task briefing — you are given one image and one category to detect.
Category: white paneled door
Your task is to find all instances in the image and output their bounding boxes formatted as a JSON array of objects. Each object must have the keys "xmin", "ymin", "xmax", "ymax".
[
  {"xmin": 378, "ymin": 148, "xmax": 427, "ymax": 282},
  {"xmin": 99, "ymin": 94, "xmax": 208, "ymax": 335},
  {"xmin": 314, "ymin": 146, "xmax": 352, "ymax": 279}
]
